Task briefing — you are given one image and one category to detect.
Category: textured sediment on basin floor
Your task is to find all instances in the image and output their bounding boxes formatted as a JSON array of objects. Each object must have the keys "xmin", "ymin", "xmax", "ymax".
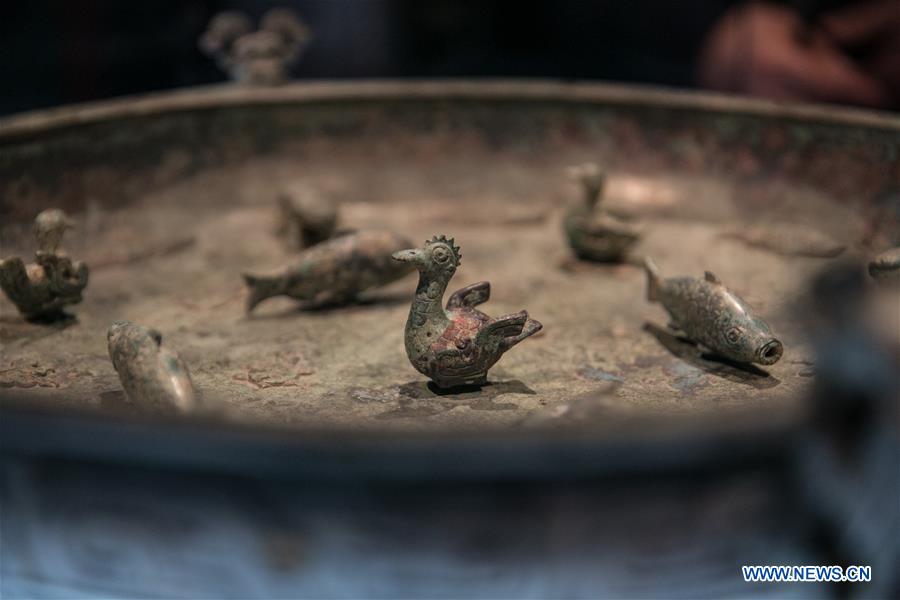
[{"xmin": 1, "ymin": 144, "xmax": 864, "ymax": 433}]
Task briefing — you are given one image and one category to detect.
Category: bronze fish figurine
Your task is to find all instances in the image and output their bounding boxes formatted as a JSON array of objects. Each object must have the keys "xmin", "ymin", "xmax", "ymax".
[
  {"xmin": 564, "ymin": 163, "xmax": 640, "ymax": 262},
  {"xmin": 644, "ymin": 258, "xmax": 783, "ymax": 365},
  {"xmin": 0, "ymin": 209, "xmax": 88, "ymax": 321},
  {"xmin": 244, "ymin": 229, "xmax": 414, "ymax": 312},
  {"xmin": 868, "ymin": 247, "xmax": 900, "ymax": 284},
  {"xmin": 393, "ymin": 235, "xmax": 543, "ymax": 388},
  {"xmin": 107, "ymin": 320, "xmax": 198, "ymax": 413}
]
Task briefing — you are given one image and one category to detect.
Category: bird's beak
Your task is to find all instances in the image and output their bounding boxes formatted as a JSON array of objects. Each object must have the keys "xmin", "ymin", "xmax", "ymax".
[{"xmin": 392, "ymin": 248, "xmax": 422, "ymax": 263}]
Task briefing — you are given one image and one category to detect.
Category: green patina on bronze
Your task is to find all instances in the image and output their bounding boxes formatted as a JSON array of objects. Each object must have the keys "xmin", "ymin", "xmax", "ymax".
[
  {"xmin": 644, "ymin": 257, "xmax": 783, "ymax": 366},
  {"xmin": 393, "ymin": 235, "xmax": 543, "ymax": 389},
  {"xmin": 107, "ymin": 320, "xmax": 198, "ymax": 413},
  {"xmin": 0, "ymin": 209, "xmax": 89, "ymax": 321},
  {"xmin": 243, "ymin": 229, "xmax": 414, "ymax": 312},
  {"xmin": 563, "ymin": 163, "xmax": 641, "ymax": 262}
]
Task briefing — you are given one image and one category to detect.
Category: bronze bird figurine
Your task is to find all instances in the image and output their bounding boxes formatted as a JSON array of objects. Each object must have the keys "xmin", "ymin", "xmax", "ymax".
[
  {"xmin": 393, "ymin": 235, "xmax": 543, "ymax": 388},
  {"xmin": 0, "ymin": 209, "xmax": 88, "ymax": 321},
  {"xmin": 563, "ymin": 163, "xmax": 640, "ymax": 262},
  {"xmin": 644, "ymin": 257, "xmax": 783, "ymax": 366}
]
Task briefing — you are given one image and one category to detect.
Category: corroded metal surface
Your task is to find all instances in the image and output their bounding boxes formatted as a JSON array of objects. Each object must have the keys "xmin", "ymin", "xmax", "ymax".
[
  {"xmin": 107, "ymin": 320, "xmax": 198, "ymax": 413},
  {"xmin": 393, "ymin": 236, "xmax": 542, "ymax": 388},
  {"xmin": 644, "ymin": 259, "xmax": 783, "ymax": 366},
  {"xmin": 0, "ymin": 81, "xmax": 897, "ymax": 434},
  {"xmin": 0, "ymin": 209, "xmax": 88, "ymax": 321}
]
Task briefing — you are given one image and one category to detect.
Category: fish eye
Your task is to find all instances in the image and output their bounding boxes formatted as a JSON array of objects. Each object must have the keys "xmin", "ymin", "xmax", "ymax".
[
  {"xmin": 726, "ymin": 326, "xmax": 741, "ymax": 344},
  {"xmin": 432, "ymin": 246, "xmax": 450, "ymax": 263}
]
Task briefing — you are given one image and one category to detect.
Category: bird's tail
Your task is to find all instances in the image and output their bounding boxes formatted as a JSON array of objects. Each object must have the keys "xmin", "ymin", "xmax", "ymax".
[
  {"xmin": 644, "ymin": 256, "xmax": 662, "ymax": 302},
  {"xmin": 242, "ymin": 273, "xmax": 283, "ymax": 313},
  {"xmin": 0, "ymin": 257, "xmax": 32, "ymax": 307},
  {"xmin": 501, "ymin": 314, "xmax": 543, "ymax": 350}
]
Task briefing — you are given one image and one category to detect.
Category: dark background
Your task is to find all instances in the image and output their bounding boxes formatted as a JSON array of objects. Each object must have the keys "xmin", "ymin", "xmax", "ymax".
[
  {"xmin": 0, "ymin": 0, "xmax": 744, "ymax": 115},
  {"xmin": 1, "ymin": 0, "xmax": 896, "ymax": 116}
]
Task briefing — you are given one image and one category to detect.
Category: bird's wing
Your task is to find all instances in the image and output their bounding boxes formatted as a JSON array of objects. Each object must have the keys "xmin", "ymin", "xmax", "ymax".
[
  {"xmin": 579, "ymin": 215, "xmax": 640, "ymax": 237},
  {"xmin": 447, "ymin": 281, "xmax": 491, "ymax": 309}
]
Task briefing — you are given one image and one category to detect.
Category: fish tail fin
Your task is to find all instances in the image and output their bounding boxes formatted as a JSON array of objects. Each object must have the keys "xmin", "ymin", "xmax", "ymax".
[
  {"xmin": 242, "ymin": 273, "xmax": 281, "ymax": 313},
  {"xmin": 644, "ymin": 256, "xmax": 661, "ymax": 303}
]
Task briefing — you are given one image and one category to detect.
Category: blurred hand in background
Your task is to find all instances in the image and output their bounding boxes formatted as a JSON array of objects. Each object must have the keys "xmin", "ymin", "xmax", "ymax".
[
  {"xmin": 2, "ymin": 0, "xmax": 897, "ymax": 115},
  {"xmin": 698, "ymin": 1, "xmax": 899, "ymax": 108}
]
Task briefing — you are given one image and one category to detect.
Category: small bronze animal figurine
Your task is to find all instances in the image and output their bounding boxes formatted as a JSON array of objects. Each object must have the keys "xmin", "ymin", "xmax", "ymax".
[
  {"xmin": 393, "ymin": 235, "xmax": 543, "ymax": 388},
  {"xmin": 259, "ymin": 7, "xmax": 310, "ymax": 66},
  {"xmin": 644, "ymin": 258, "xmax": 783, "ymax": 365},
  {"xmin": 231, "ymin": 31, "xmax": 293, "ymax": 85},
  {"xmin": 108, "ymin": 321, "xmax": 198, "ymax": 413},
  {"xmin": 198, "ymin": 10, "xmax": 253, "ymax": 72},
  {"xmin": 0, "ymin": 209, "xmax": 88, "ymax": 321},
  {"xmin": 564, "ymin": 163, "xmax": 640, "ymax": 262},
  {"xmin": 199, "ymin": 8, "xmax": 310, "ymax": 85},
  {"xmin": 868, "ymin": 247, "xmax": 900, "ymax": 284},
  {"xmin": 277, "ymin": 183, "xmax": 338, "ymax": 249},
  {"xmin": 244, "ymin": 230, "xmax": 414, "ymax": 312}
]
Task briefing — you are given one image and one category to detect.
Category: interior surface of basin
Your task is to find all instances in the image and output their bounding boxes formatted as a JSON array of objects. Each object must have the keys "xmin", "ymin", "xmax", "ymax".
[{"xmin": 1, "ymin": 80, "xmax": 898, "ymax": 439}]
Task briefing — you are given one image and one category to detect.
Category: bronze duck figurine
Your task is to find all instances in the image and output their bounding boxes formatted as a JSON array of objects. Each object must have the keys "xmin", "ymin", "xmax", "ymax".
[
  {"xmin": 393, "ymin": 235, "xmax": 542, "ymax": 388},
  {"xmin": 563, "ymin": 163, "xmax": 641, "ymax": 262},
  {"xmin": 0, "ymin": 209, "xmax": 89, "ymax": 321}
]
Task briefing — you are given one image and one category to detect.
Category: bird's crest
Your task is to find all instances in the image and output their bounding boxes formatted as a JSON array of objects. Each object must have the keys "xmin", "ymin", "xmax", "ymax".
[{"xmin": 427, "ymin": 234, "xmax": 462, "ymax": 265}]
